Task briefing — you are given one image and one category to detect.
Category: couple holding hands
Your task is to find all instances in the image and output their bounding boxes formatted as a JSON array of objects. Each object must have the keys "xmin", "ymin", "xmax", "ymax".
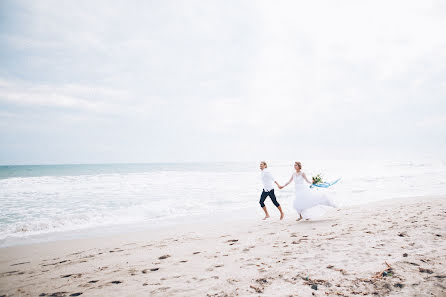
[{"xmin": 259, "ymin": 161, "xmax": 336, "ymax": 221}]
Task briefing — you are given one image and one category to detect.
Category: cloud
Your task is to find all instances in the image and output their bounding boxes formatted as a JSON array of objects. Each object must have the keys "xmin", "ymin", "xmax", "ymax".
[
  {"xmin": 0, "ymin": 78, "xmax": 166, "ymax": 118},
  {"xmin": 0, "ymin": 0, "xmax": 445, "ymax": 164}
]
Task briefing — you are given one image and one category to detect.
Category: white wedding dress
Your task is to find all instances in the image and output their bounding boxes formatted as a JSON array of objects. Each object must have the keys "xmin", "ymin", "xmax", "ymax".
[{"xmin": 293, "ymin": 172, "xmax": 337, "ymax": 220}]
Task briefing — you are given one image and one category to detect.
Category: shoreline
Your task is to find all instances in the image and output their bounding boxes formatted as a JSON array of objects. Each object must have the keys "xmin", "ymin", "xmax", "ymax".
[
  {"xmin": 1, "ymin": 194, "xmax": 443, "ymax": 249},
  {"xmin": 1, "ymin": 195, "xmax": 445, "ymax": 296},
  {"xmin": 0, "ymin": 206, "xmax": 261, "ymax": 249}
]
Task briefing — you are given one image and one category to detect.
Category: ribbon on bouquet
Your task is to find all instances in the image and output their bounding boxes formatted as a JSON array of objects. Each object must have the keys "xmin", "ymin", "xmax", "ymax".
[{"xmin": 310, "ymin": 178, "xmax": 341, "ymax": 188}]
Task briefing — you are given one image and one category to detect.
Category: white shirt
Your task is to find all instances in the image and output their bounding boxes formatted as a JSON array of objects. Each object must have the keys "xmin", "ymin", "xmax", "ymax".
[{"xmin": 261, "ymin": 169, "xmax": 276, "ymax": 191}]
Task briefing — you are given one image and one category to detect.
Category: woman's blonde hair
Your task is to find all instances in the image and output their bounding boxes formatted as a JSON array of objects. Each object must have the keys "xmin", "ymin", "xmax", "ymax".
[
  {"xmin": 260, "ymin": 161, "xmax": 268, "ymax": 168},
  {"xmin": 294, "ymin": 161, "xmax": 302, "ymax": 169}
]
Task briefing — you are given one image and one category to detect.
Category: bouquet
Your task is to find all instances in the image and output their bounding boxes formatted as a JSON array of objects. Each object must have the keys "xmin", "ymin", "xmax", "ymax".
[{"xmin": 312, "ymin": 173, "xmax": 323, "ymax": 185}]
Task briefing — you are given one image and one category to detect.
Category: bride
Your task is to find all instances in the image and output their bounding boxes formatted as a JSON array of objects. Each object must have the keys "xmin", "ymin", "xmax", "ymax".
[{"xmin": 279, "ymin": 161, "xmax": 337, "ymax": 221}]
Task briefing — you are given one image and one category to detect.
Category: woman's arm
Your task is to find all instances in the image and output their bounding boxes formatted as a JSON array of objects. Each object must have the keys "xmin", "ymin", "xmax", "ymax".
[
  {"xmin": 302, "ymin": 172, "xmax": 312, "ymax": 184},
  {"xmin": 279, "ymin": 175, "xmax": 294, "ymax": 189}
]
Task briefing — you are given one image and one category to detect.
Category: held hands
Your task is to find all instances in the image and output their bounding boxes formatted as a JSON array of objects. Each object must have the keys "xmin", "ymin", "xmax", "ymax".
[{"xmin": 275, "ymin": 181, "xmax": 284, "ymax": 190}]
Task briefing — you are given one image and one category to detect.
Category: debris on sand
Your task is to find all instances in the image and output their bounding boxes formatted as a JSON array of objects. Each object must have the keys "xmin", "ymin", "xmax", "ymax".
[
  {"xmin": 373, "ymin": 262, "xmax": 393, "ymax": 279},
  {"xmin": 296, "ymin": 274, "xmax": 332, "ymax": 289},
  {"xmin": 249, "ymin": 285, "xmax": 263, "ymax": 293},
  {"xmin": 327, "ymin": 265, "xmax": 348, "ymax": 275},
  {"xmin": 419, "ymin": 267, "xmax": 433, "ymax": 274},
  {"xmin": 256, "ymin": 278, "xmax": 268, "ymax": 285}
]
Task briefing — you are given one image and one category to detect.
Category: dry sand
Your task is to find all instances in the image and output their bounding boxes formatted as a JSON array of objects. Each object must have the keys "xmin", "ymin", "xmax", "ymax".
[{"xmin": 1, "ymin": 196, "xmax": 445, "ymax": 297}]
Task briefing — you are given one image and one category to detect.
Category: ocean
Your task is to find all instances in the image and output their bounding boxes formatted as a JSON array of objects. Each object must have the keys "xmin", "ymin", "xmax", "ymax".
[{"xmin": 1, "ymin": 160, "xmax": 446, "ymax": 247}]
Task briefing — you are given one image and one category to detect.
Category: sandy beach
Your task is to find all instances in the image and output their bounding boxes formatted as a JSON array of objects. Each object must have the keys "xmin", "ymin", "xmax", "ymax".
[{"xmin": 0, "ymin": 196, "xmax": 445, "ymax": 297}]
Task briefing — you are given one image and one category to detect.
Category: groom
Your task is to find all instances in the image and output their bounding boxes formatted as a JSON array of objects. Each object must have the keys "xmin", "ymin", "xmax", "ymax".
[{"xmin": 259, "ymin": 161, "xmax": 284, "ymax": 220}]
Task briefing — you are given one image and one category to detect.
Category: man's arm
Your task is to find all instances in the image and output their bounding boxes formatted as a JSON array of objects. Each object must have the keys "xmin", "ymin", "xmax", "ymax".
[{"xmin": 269, "ymin": 172, "xmax": 282, "ymax": 188}]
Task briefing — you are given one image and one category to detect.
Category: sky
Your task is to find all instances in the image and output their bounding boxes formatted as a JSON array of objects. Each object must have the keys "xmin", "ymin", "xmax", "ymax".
[{"xmin": 0, "ymin": 0, "xmax": 445, "ymax": 164}]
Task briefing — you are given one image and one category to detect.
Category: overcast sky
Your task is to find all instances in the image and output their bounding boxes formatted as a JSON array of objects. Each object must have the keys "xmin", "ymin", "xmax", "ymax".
[{"xmin": 1, "ymin": 0, "xmax": 445, "ymax": 164}]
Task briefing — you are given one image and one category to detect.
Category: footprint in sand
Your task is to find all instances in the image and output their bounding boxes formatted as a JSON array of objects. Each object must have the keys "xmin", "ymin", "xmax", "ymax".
[
  {"xmin": 110, "ymin": 281, "xmax": 123, "ymax": 284},
  {"xmin": 128, "ymin": 268, "xmax": 138, "ymax": 276},
  {"xmin": 158, "ymin": 254, "xmax": 171, "ymax": 260},
  {"xmin": 41, "ymin": 260, "xmax": 70, "ymax": 267},
  {"xmin": 227, "ymin": 239, "xmax": 239, "ymax": 246},
  {"xmin": 227, "ymin": 278, "xmax": 239, "ymax": 284},
  {"xmin": 109, "ymin": 248, "xmax": 124, "ymax": 253},
  {"xmin": 0, "ymin": 270, "xmax": 24, "ymax": 277},
  {"xmin": 39, "ymin": 292, "xmax": 68, "ymax": 297},
  {"xmin": 206, "ymin": 263, "xmax": 223, "ymax": 271},
  {"xmin": 142, "ymin": 268, "xmax": 159, "ymax": 273},
  {"xmin": 61, "ymin": 273, "xmax": 82, "ymax": 278},
  {"xmin": 10, "ymin": 261, "xmax": 31, "ymax": 266},
  {"xmin": 151, "ymin": 287, "xmax": 171, "ymax": 293},
  {"xmin": 88, "ymin": 280, "xmax": 99, "ymax": 283}
]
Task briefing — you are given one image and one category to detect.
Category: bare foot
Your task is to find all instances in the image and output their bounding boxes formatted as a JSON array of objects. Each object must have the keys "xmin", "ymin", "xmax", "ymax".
[
  {"xmin": 263, "ymin": 215, "xmax": 270, "ymax": 220},
  {"xmin": 280, "ymin": 213, "xmax": 284, "ymax": 220}
]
